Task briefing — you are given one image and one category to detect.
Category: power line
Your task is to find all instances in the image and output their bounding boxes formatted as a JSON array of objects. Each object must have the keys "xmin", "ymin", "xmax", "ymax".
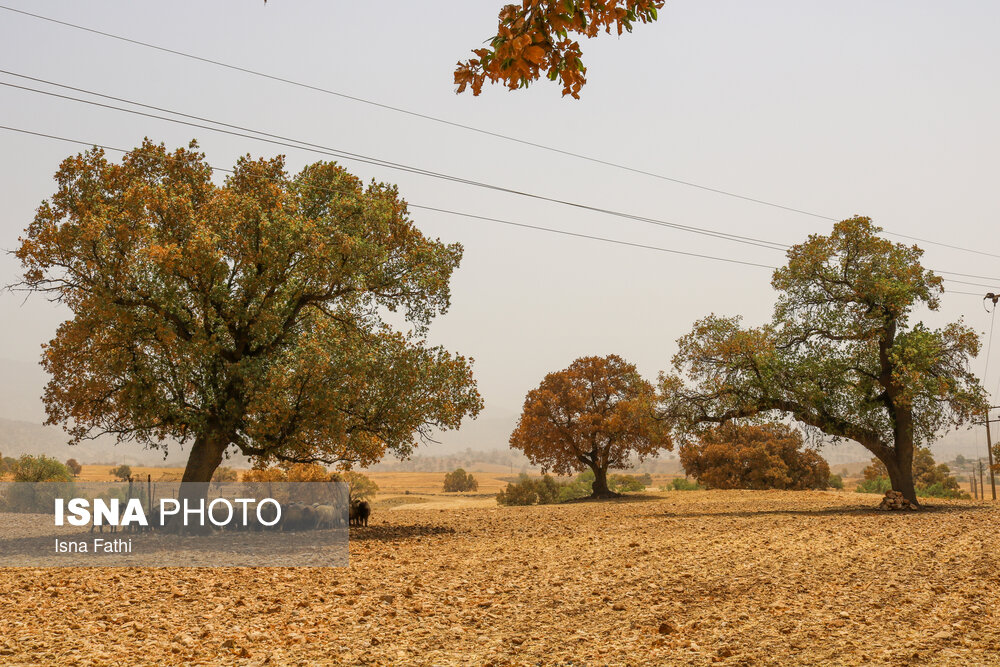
[
  {"xmin": 0, "ymin": 76, "xmax": 789, "ymax": 253},
  {"xmin": 2, "ymin": 121, "xmax": 998, "ymax": 294},
  {"xmin": 0, "ymin": 124, "xmax": 778, "ymax": 272},
  {"xmin": 0, "ymin": 4, "xmax": 997, "ymax": 260}
]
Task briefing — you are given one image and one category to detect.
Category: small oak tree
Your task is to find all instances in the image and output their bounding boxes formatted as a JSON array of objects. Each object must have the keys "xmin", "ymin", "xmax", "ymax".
[
  {"xmin": 443, "ymin": 468, "xmax": 479, "ymax": 492},
  {"xmin": 510, "ymin": 354, "xmax": 669, "ymax": 498},
  {"xmin": 661, "ymin": 217, "xmax": 985, "ymax": 506},
  {"xmin": 15, "ymin": 141, "xmax": 483, "ymax": 485},
  {"xmin": 678, "ymin": 422, "xmax": 830, "ymax": 490},
  {"xmin": 65, "ymin": 458, "xmax": 82, "ymax": 477},
  {"xmin": 456, "ymin": 0, "xmax": 664, "ymax": 98},
  {"xmin": 110, "ymin": 464, "xmax": 132, "ymax": 482}
]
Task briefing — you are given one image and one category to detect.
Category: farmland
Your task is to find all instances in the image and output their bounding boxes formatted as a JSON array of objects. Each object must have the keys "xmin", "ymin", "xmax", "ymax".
[{"xmin": 1, "ymin": 488, "xmax": 998, "ymax": 665}]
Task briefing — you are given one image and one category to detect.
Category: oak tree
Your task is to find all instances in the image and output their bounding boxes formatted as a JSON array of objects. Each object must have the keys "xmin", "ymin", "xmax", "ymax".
[
  {"xmin": 678, "ymin": 422, "xmax": 830, "ymax": 491},
  {"xmin": 660, "ymin": 217, "xmax": 985, "ymax": 506},
  {"xmin": 65, "ymin": 458, "xmax": 82, "ymax": 476},
  {"xmin": 510, "ymin": 354, "xmax": 669, "ymax": 498},
  {"xmin": 455, "ymin": 0, "xmax": 664, "ymax": 98},
  {"xmin": 15, "ymin": 140, "xmax": 483, "ymax": 484}
]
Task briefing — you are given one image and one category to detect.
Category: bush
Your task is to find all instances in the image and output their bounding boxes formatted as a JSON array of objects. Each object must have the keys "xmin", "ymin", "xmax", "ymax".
[
  {"xmin": 496, "ymin": 474, "xmax": 570, "ymax": 506},
  {"xmin": 916, "ymin": 482, "xmax": 970, "ymax": 500},
  {"xmin": 856, "ymin": 477, "xmax": 892, "ymax": 494},
  {"xmin": 828, "ymin": 474, "xmax": 844, "ymax": 490},
  {"xmin": 443, "ymin": 468, "xmax": 479, "ymax": 492},
  {"xmin": 110, "ymin": 464, "xmax": 132, "ymax": 482},
  {"xmin": 608, "ymin": 474, "xmax": 646, "ymax": 493},
  {"xmin": 11, "ymin": 455, "xmax": 73, "ymax": 483},
  {"xmin": 496, "ymin": 474, "xmax": 541, "ymax": 506},
  {"xmin": 664, "ymin": 477, "xmax": 703, "ymax": 491}
]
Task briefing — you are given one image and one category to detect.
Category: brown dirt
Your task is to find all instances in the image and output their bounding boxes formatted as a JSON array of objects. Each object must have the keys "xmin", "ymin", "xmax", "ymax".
[{"xmin": 1, "ymin": 490, "xmax": 998, "ymax": 665}]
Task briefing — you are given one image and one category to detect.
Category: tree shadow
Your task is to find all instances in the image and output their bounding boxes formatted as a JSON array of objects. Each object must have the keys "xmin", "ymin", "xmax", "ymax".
[
  {"xmin": 641, "ymin": 502, "xmax": 992, "ymax": 520},
  {"xmin": 348, "ymin": 523, "xmax": 459, "ymax": 542}
]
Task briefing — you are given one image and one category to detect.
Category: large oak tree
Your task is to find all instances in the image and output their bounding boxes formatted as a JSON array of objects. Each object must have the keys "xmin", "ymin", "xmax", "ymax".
[
  {"xmin": 16, "ymin": 140, "xmax": 483, "ymax": 483},
  {"xmin": 660, "ymin": 217, "xmax": 985, "ymax": 505},
  {"xmin": 510, "ymin": 354, "xmax": 668, "ymax": 497}
]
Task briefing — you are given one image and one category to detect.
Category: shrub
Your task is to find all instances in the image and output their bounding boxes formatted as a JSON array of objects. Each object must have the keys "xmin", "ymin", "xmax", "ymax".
[
  {"xmin": 665, "ymin": 477, "xmax": 703, "ymax": 491},
  {"xmin": 110, "ymin": 464, "xmax": 132, "ymax": 482},
  {"xmin": 496, "ymin": 474, "xmax": 568, "ymax": 506},
  {"xmin": 916, "ymin": 482, "xmax": 970, "ymax": 500},
  {"xmin": 856, "ymin": 477, "xmax": 892, "ymax": 494},
  {"xmin": 496, "ymin": 474, "xmax": 540, "ymax": 506},
  {"xmin": 65, "ymin": 458, "xmax": 83, "ymax": 477},
  {"xmin": 443, "ymin": 468, "xmax": 479, "ymax": 492},
  {"xmin": 608, "ymin": 474, "xmax": 646, "ymax": 493},
  {"xmin": 12, "ymin": 455, "xmax": 73, "ymax": 483},
  {"xmin": 828, "ymin": 474, "xmax": 844, "ymax": 490}
]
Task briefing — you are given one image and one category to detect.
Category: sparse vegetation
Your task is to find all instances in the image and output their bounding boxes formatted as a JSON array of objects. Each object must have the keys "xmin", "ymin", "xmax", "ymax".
[
  {"xmin": 828, "ymin": 473, "xmax": 844, "ymax": 490},
  {"xmin": 211, "ymin": 466, "xmax": 238, "ymax": 490}
]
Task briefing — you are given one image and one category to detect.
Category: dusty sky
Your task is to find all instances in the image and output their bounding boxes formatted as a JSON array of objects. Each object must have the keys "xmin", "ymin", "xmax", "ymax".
[{"xmin": 1, "ymin": 1, "xmax": 998, "ymax": 457}]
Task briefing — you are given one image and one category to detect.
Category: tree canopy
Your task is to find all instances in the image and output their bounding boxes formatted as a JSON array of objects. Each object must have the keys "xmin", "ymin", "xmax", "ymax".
[
  {"xmin": 678, "ymin": 422, "xmax": 829, "ymax": 491},
  {"xmin": 15, "ymin": 140, "xmax": 483, "ymax": 483},
  {"xmin": 660, "ymin": 217, "xmax": 985, "ymax": 505},
  {"xmin": 510, "ymin": 354, "xmax": 669, "ymax": 497},
  {"xmin": 455, "ymin": 0, "xmax": 664, "ymax": 98}
]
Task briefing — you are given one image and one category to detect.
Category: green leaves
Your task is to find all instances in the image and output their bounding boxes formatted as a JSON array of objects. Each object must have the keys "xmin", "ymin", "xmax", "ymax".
[
  {"xmin": 665, "ymin": 217, "xmax": 986, "ymax": 467},
  {"xmin": 16, "ymin": 141, "xmax": 482, "ymax": 477}
]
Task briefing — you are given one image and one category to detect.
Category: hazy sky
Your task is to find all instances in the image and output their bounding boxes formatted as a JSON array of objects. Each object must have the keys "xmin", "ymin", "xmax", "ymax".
[{"xmin": 1, "ymin": 1, "xmax": 999, "ymax": 454}]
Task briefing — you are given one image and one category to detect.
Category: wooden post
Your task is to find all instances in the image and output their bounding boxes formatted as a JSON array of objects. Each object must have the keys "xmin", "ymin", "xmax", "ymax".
[
  {"xmin": 986, "ymin": 410, "xmax": 997, "ymax": 501},
  {"xmin": 978, "ymin": 459, "xmax": 986, "ymax": 500}
]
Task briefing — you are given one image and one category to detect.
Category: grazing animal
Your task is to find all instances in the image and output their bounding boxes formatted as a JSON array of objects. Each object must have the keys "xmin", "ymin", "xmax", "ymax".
[
  {"xmin": 312, "ymin": 503, "xmax": 340, "ymax": 530},
  {"xmin": 281, "ymin": 502, "xmax": 318, "ymax": 531},
  {"xmin": 349, "ymin": 500, "xmax": 370, "ymax": 527}
]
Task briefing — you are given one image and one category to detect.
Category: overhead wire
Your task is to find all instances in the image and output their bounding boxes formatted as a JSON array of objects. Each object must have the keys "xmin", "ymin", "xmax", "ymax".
[
  {"xmin": 0, "ymin": 124, "xmax": 778, "ymax": 272},
  {"xmin": 0, "ymin": 120, "xmax": 996, "ymax": 297},
  {"xmin": 2, "ymin": 72, "xmax": 999, "ymax": 294},
  {"xmin": 0, "ymin": 75, "xmax": 789, "ymax": 253},
  {"xmin": 0, "ymin": 4, "xmax": 997, "ymax": 259}
]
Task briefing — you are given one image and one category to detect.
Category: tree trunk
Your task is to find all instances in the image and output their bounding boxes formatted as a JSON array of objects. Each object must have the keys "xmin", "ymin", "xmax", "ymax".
[
  {"xmin": 882, "ymin": 445, "xmax": 918, "ymax": 507},
  {"xmin": 589, "ymin": 465, "xmax": 620, "ymax": 499},
  {"xmin": 181, "ymin": 430, "xmax": 230, "ymax": 483}
]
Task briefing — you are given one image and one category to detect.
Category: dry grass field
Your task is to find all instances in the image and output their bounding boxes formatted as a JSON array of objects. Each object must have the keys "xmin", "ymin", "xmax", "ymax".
[{"xmin": 1, "ymin": 489, "xmax": 999, "ymax": 665}]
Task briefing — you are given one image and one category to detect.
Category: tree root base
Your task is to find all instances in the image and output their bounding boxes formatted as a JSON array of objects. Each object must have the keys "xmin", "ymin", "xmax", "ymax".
[{"xmin": 877, "ymin": 490, "xmax": 919, "ymax": 511}]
